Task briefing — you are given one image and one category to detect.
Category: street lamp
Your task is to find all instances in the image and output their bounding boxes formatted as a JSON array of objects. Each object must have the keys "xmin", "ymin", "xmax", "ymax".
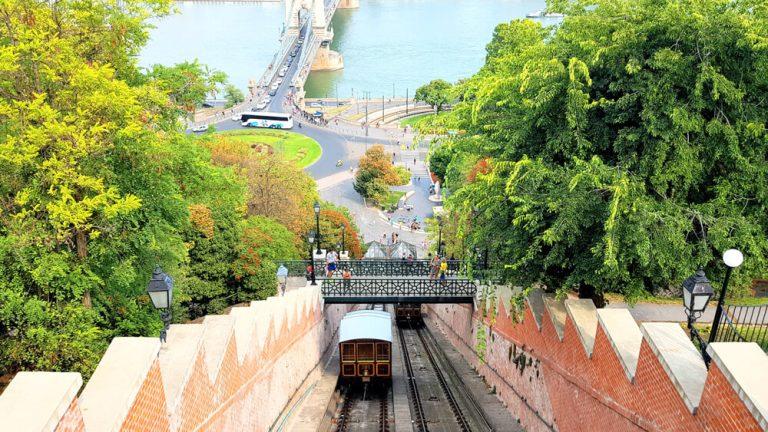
[
  {"xmin": 436, "ymin": 215, "xmax": 443, "ymax": 256},
  {"xmin": 308, "ymin": 231, "xmax": 317, "ymax": 285},
  {"xmin": 314, "ymin": 201, "xmax": 321, "ymax": 255},
  {"xmin": 708, "ymin": 249, "xmax": 744, "ymax": 345},
  {"xmin": 147, "ymin": 267, "xmax": 174, "ymax": 343},
  {"xmin": 277, "ymin": 264, "xmax": 288, "ymax": 295},
  {"xmin": 340, "ymin": 224, "xmax": 346, "ymax": 255},
  {"xmin": 683, "ymin": 270, "xmax": 714, "ymax": 325},
  {"xmin": 682, "ymin": 269, "xmax": 714, "ymax": 363}
]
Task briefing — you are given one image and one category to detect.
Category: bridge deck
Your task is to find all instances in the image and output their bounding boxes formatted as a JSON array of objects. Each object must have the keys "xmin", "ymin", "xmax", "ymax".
[{"xmin": 319, "ymin": 277, "xmax": 477, "ymax": 304}]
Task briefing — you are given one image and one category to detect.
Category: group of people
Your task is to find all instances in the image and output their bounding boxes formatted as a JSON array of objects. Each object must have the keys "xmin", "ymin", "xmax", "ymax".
[
  {"xmin": 324, "ymin": 249, "xmax": 352, "ymax": 280},
  {"xmin": 428, "ymin": 254, "xmax": 449, "ymax": 281}
]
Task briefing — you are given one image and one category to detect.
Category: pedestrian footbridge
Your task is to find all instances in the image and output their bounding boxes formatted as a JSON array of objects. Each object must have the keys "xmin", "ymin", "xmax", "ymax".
[{"xmin": 281, "ymin": 259, "xmax": 480, "ymax": 304}]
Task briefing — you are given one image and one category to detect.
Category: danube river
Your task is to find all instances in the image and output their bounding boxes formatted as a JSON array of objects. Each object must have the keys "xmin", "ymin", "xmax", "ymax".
[{"xmin": 141, "ymin": 0, "xmax": 551, "ymax": 98}]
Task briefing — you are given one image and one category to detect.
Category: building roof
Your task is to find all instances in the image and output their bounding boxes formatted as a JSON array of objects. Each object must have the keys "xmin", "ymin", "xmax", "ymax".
[
  {"xmin": 364, "ymin": 240, "xmax": 419, "ymax": 259},
  {"xmin": 339, "ymin": 310, "xmax": 392, "ymax": 343}
]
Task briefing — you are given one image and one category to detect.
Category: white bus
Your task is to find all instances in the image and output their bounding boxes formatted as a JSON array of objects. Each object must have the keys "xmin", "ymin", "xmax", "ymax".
[{"xmin": 241, "ymin": 112, "xmax": 293, "ymax": 129}]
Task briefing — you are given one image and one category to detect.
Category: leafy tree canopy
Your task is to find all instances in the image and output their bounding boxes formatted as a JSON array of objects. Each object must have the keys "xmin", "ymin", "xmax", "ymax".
[
  {"xmin": 414, "ymin": 79, "xmax": 453, "ymax": 113},
  {"xmin": 425, "ymin": 0, "xmax": 768, "ymax": 302}
]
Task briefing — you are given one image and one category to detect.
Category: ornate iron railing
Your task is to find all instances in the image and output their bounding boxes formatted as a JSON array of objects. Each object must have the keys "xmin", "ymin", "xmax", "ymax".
[
  {"xmin": 712, "ymin": 303, "xmax": 768, "ymax": 352},
  {"xmin": 279, "ymin": 259, "xmax": 466, "ymax": 277},
  {"xmin": 321, "ymin": 277, "xmax": 477, "ymax": 303}
]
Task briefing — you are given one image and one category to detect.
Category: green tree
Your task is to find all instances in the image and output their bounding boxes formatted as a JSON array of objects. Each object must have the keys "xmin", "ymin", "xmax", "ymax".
[
  {"xmin": 146, "ymin": 61, "xmax": 227, "ymax": 115},
  {"xmin": 224, "ymin": 84, "xmax": 245, "ymax": 108},
  {"xmin": 414, "ymin": 79, "xmax": 453, "ymax": 113},
  {"xmin": 429, "ymin": 0, "xmax": 768, "ymax": 302}
]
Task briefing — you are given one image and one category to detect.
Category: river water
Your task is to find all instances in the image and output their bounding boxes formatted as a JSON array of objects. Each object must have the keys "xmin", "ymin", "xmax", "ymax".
[{"xmin": 141, "ymin": 0, "xmax": 552, "ymax": 98}]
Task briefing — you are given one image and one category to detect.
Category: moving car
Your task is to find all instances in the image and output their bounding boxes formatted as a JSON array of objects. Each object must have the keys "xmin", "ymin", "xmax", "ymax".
[
  {"xmin": 191, "ymin": 124, "xmax": 209, "ymax": 133},
  {"xmin": 308, "ymin": 101, "xmax": 323, "ymax": 108},
  {"xmin": 254, "ymin": 101, "xmax": 268, "ymax": 110},
  {"xmin": 231, "ymin": 114, "xmax": 241, "ymax": 121}
]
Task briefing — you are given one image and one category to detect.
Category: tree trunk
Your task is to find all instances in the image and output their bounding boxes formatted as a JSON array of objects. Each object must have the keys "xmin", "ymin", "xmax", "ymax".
[
  {"xmin": 76, "ymin": 230, "xmax": 92, "ymax": 308},
  {"xmin": 578, "ymin": 282, "xmax": 605, "ymax": 308}
]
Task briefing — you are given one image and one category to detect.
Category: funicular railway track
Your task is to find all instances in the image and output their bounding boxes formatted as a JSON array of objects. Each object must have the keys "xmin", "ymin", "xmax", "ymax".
[{"xmin": 398, "ymin": 320, "xmax": 492, "ymax": 432}]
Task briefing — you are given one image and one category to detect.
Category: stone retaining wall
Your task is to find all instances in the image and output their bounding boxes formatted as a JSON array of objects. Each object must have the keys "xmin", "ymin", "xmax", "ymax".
[
  {"xmin": 426, "ymin": 287, "xmax": 768, "ymax": 432},
  {"xmin": 0, "ymin": 285, "xmax": 351, "ymax": 432}
]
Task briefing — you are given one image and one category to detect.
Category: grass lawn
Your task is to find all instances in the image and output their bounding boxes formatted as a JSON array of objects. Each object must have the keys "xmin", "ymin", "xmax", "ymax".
[
  {"xmin": 399, "ymin": 113, "xmax": 434, "ymax": 127},
  {"xmin": 604, "ymin": 292, "xmax": 768, "ymax": 306},
  {"xmin": 217, "ymin": 129, "xmax": 322, "ymax": 168},
  {"xmin": 689, "ymin": 323, "xmax": 768, "ymax": 351},
  {"xmin": 382, "ymin": 190, "xmax": 406, "ymax": 210}
]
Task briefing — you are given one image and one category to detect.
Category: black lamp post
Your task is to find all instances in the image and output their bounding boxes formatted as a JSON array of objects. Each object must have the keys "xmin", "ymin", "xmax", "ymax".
[
  {"xmin": 436, "ymin": 215, "xmax": 443, "ymax": 256},
  {"xmin": 682, "ymin": 269, "xmax": 714, "ymax": 362},
  {"xmin": 147, "ymin": 267, "xmax": 174, "ymax": 343},
  {"xmin": 341, "ymin": 224, "xmax": 346, "ymax": 255},
  {"xmin": 314, "ymin": 201, "xmax": 321, "ymax": 255},
  {"xmin": 708, "ymin": 249, "xmax": 744, "ymax": 345},
  {"xmin": 308, "ymin": 231, "xmax": 317, "ymax": 285}
]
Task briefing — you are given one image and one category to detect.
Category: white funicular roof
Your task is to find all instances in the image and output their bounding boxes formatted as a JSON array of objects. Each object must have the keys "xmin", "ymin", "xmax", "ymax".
[{"xmin": 339, "ymin": 311, "xmax": 392, "ymax": 343}]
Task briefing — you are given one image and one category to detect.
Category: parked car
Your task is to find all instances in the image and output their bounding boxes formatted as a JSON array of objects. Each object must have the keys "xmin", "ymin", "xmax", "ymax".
[
  {"xmin": 254, "ymin": 101, "xmax": 268, "ymax": 110},
  {"xmin": 270, "ymin": 83, "xmax": 279, "ymax": 91},
  {"xmin": 268, "ymin": 89, "xmax": 277, "ymax": 97},
  {"xmin": 191, "ymin": 124, "xmax": 209, "ymax": 133},
  {"xmin": 275, "ymin": 78, "xmax": 283, "ymax": 85},
  {"xmin": 278, "ymin": 69, "xmax": 287, "ymax": 77}
]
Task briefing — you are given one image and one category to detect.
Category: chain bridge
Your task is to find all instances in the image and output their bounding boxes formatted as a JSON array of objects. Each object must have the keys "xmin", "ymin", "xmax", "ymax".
[{"xmin": 281, "ymin": 259, "xmax": 481, "ymax": 304}]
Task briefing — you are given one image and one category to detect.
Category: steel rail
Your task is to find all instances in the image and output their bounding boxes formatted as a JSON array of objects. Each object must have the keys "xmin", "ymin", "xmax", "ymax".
[
  {"xmin": 397, "ymin": 326, "xmax": 428, "ymax": 431},
  {"xmin": 419, "ymin": 324, "xmax": 493, "ymax": 432},
  {"xmin": 412, "ymin": 324, "xmax": 471, "ymax": 431}
]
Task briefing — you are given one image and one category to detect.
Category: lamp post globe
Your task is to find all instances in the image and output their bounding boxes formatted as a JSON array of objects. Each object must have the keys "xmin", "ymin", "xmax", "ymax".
[
  {"xmin": 147, "ymin": 266, "xmax": 173, "ymax": 342},
  {"xmin": 723, "ymin": 249, "xmax": 744, "ymax": 268}
]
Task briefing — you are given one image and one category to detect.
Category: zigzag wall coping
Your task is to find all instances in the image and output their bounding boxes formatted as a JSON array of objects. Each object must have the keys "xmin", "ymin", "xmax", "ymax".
[
  {"xmin": 543, "ymin": 294, "xmax": 567, "ymax": 340},
  {"xmin": 229, "ymin": 306, "xmax": 258, "ymax": 364},
  {"xmin": 159, "ymin": 323, "xmax": 205, "ymax": 414},
  {"xmin": 597, "ymin": 309, "xmax": 642, "ymax": 381},
  {"xmin": 79, "ymin": 337, "xmax": 161, "ymax": 431},
  {"xmin": 201, "ymin": 315, "xmax": 235, "ymax": 383},
  {"xmin": 0, "ymin": 371, "xmax": 82, "ymax": 432},
  {"xmin": 266, "ymin": 296, "xmax": 286, "ymax": 337},
  {"xmin": 250, "ymin": 300, "xmax": 271, "ymax": 351},
  {"xmin": 707, "ymin": 342, "xmax": 768, "ymax": 429},
  {"xmin": 640, "ymin": 322, "xmax": 707, "ymax": 414},
  {"xmin": 526, "ymin": 287, "xmax": 546, "ymax": 330},
  {"xmin": 564, "ymin": 299, "xmax": 598, "ymax": 357}
]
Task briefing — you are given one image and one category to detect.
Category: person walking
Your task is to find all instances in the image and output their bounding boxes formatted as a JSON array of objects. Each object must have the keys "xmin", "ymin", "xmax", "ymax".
[
  {"xmin": 429, "ymin": 254, "xmax": 439, "ymax": 279},
  {"xmin": 439, "ymin": 258, "xmax": 448, "ymax": 286},
  {"xmin": 326, "ymin": 249, "xmax": 338, "ymax": 278}
]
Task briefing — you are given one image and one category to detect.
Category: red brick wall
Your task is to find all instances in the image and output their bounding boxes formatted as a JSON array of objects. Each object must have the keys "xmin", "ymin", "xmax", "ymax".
[
  {"xmin": 696, "ymin": 363, "xmax": 762, "ymax": 432},
  {"xmin": 55, "ymin": 399, "xmax": 85, "ymax": 432},
  {"xmin": 120, "ymin": 361, "xmax": 170, "ymax": 432},
  {"xmin": 427, "ymin": 298, "xmax": 763, "ymax": 432},
  {"xmin": 23, "ymin": 290, "xmax": 350, "ymax": 432}
]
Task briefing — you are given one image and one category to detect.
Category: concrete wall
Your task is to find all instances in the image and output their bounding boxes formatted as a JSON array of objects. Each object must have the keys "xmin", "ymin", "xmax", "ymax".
[
  {"xmin": 426, "ymin": 286, "xmax": 768, "ymax": 432},
  {"xmin": 0, "ymin": 285, "xmax": 352, "ymax": 432}
]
